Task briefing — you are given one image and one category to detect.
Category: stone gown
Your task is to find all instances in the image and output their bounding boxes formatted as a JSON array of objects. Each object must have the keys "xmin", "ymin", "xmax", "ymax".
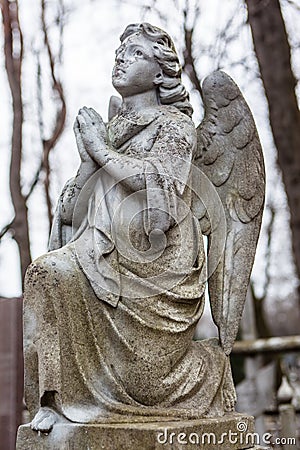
[{"xmin": 23, "ymin": 105, "xmax": 235, "ymax": 424}]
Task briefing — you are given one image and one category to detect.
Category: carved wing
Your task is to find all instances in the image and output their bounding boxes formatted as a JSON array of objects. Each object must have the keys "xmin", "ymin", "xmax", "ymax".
[{"xmin": 194, "ymin": 70, "xmax": 265, "ymax": 355}]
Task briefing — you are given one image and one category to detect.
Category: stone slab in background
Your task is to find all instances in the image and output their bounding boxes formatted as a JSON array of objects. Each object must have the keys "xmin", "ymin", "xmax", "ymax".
[
  {"xmin": 16, "ymin": 413, "xmax": 261, "ymax": 450},
  {"xmin": 0, "ymin": 297, "xmax": 23, "ymax": 450}
]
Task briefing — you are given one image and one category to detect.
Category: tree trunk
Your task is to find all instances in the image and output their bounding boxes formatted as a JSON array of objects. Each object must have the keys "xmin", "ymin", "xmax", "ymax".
[
  {"xmin": 246, "ymin": 0, "xmax": 300, "ymax": 291},
  {"xmin": 1, "ymin": 0, "xmax": 32, "ymax": 283}
]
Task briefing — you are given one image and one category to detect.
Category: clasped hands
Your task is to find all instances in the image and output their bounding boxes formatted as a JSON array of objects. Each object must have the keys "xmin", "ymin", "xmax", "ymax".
[{"xmin": 74, "ymin": 106, "xmax": 108, "ymax": 165}]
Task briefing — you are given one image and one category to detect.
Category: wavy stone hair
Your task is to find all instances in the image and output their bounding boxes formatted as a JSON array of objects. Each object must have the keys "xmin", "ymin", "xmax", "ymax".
[{"xmin": 120, "ymin": 23, "xmax": 193, "ymax": 118}]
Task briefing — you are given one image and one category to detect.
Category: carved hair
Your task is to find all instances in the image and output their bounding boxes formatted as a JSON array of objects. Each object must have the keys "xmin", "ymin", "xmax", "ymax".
[{"xmin": 120, "ymin": 23, "xmax": 193, "ymax": 118}]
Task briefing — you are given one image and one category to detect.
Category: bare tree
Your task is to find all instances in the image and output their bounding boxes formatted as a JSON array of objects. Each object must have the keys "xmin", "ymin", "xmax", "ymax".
[
  {"xmin": 246, "ymin": 0, "xmax": 300, "ymax": 297},
  {"xmin": 0, "ymin": 0, "xmax": 31, "ymax": 283},
  {"xmin": 0, "ymin": 0, "xmax": 66, "ymax": 286}
]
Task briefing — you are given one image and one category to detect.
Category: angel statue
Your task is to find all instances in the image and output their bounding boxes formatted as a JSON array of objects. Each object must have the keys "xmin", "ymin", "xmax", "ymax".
[{"xmin": 23, "ymin": 23, "xmax": 265, "ymax": 435}]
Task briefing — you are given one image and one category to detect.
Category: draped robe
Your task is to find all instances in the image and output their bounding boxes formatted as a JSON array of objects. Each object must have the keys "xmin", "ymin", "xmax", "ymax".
[{"xmin": 24, "ymin": 105, "xmax": 235, "ymax": 424}]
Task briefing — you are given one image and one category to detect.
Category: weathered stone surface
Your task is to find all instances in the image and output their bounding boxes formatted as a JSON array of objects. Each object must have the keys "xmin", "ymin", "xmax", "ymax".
[
  {"xmin": 18, "ymin": 21, "xmax": 265, "ymax": 442},
  {"xmin": 17, "ymin": 414, "xmax": 258, "ymax": 450}
]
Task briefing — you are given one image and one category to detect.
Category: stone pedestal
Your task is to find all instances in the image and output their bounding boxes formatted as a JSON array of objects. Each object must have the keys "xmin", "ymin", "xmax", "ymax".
[{"xmin": 16, "ymin": 413, "xmax": 266, "ymax": 450}]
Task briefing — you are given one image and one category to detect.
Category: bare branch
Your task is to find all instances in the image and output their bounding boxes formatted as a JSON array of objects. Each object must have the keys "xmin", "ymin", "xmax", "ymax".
[
  {"xmin": 22, "ymin": 54, "xmax": 44, "ymax": 203},
  {"xmin": 182, "ymin": 8, "xmax": 202, "ymax": 97},
  {"xmin": 283, "ymin": 0, "xmax": 300, "ymax": 13},
  {"xmin": 261, "ymin": 203, "xmax": 276, "ymax": 300},
  {"xmin": 0, "ymin": 220, "xmax": 14, "ymax": 241},
  {"xmin": 0, "ymin": 0, "xmax": 32, "ymax": 283},
  {"xmin": 58, "ymin": 0, "xmax": 65, "ymax": 64},
  {"xmin": 214, "ymin": 3, "xmax": 248, "ymax": 69},
  {"xmin": 40, "ymin": 0, "xmax": 66, "ymax": 227},
  {"xmin": 24, "ymin": 161, "xmax": 44, "ymax": 202}
]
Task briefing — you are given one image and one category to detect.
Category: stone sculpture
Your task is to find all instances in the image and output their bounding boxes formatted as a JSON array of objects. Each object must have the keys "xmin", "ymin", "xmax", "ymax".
[{"xmin": 22, "ymin": 22, "xmax": 265, "ymax": 439}]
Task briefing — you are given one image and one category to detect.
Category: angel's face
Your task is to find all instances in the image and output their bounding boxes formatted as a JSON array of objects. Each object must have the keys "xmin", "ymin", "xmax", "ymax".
[{"xmin": 112, "ymin": 34, "xmax": 162, "ymax": 97}]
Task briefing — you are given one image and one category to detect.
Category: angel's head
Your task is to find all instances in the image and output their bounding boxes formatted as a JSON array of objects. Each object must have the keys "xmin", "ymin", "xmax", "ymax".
[{"xmin": 112, "ymin": 23, "xmax": 193, "ymax": 117}]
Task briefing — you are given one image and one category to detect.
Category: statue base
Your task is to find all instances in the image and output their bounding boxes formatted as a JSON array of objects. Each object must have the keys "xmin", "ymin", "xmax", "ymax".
[{"xmin": 16, "ymin": 413, "xmax": 267, "ymax": 449}]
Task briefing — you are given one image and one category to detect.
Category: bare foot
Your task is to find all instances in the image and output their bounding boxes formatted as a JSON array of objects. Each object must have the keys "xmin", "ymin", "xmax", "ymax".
[{"xmin": 30, "ymin": 407, "xmax": 60, "ymax": 434}]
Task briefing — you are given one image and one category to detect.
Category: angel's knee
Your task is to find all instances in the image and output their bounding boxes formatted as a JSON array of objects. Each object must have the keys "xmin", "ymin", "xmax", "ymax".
[{"xmin": 25, "ymin": 249, "xmax": 75, "ymax": 291}]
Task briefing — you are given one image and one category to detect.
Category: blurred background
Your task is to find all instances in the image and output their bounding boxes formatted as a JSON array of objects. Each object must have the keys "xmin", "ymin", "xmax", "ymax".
[{"xmin": 0, "ymin": 0, "xmax": 300, "ymax": 448}]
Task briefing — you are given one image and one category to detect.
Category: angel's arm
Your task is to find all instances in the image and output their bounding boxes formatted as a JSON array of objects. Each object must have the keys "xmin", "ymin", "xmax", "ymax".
[
  {"xmin": 78, "ymin": 108, "xmax": 195, "ymax": 194},
  {"xmin": 59, "ymin": 117, "xmax": 98, "ymax": 225},
  {"xmin": 59, "ymin": 162, "xmax": 98, "ymax": 225},
  {"xmin": 78, "ymin": 107, "xmax": 146, "ymax": 192}
]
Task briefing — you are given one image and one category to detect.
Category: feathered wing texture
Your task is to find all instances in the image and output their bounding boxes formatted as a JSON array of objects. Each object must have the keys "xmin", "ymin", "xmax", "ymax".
[{"xmin": 194, "ymin": 70, "xmax": 265, "ymax": 355}]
